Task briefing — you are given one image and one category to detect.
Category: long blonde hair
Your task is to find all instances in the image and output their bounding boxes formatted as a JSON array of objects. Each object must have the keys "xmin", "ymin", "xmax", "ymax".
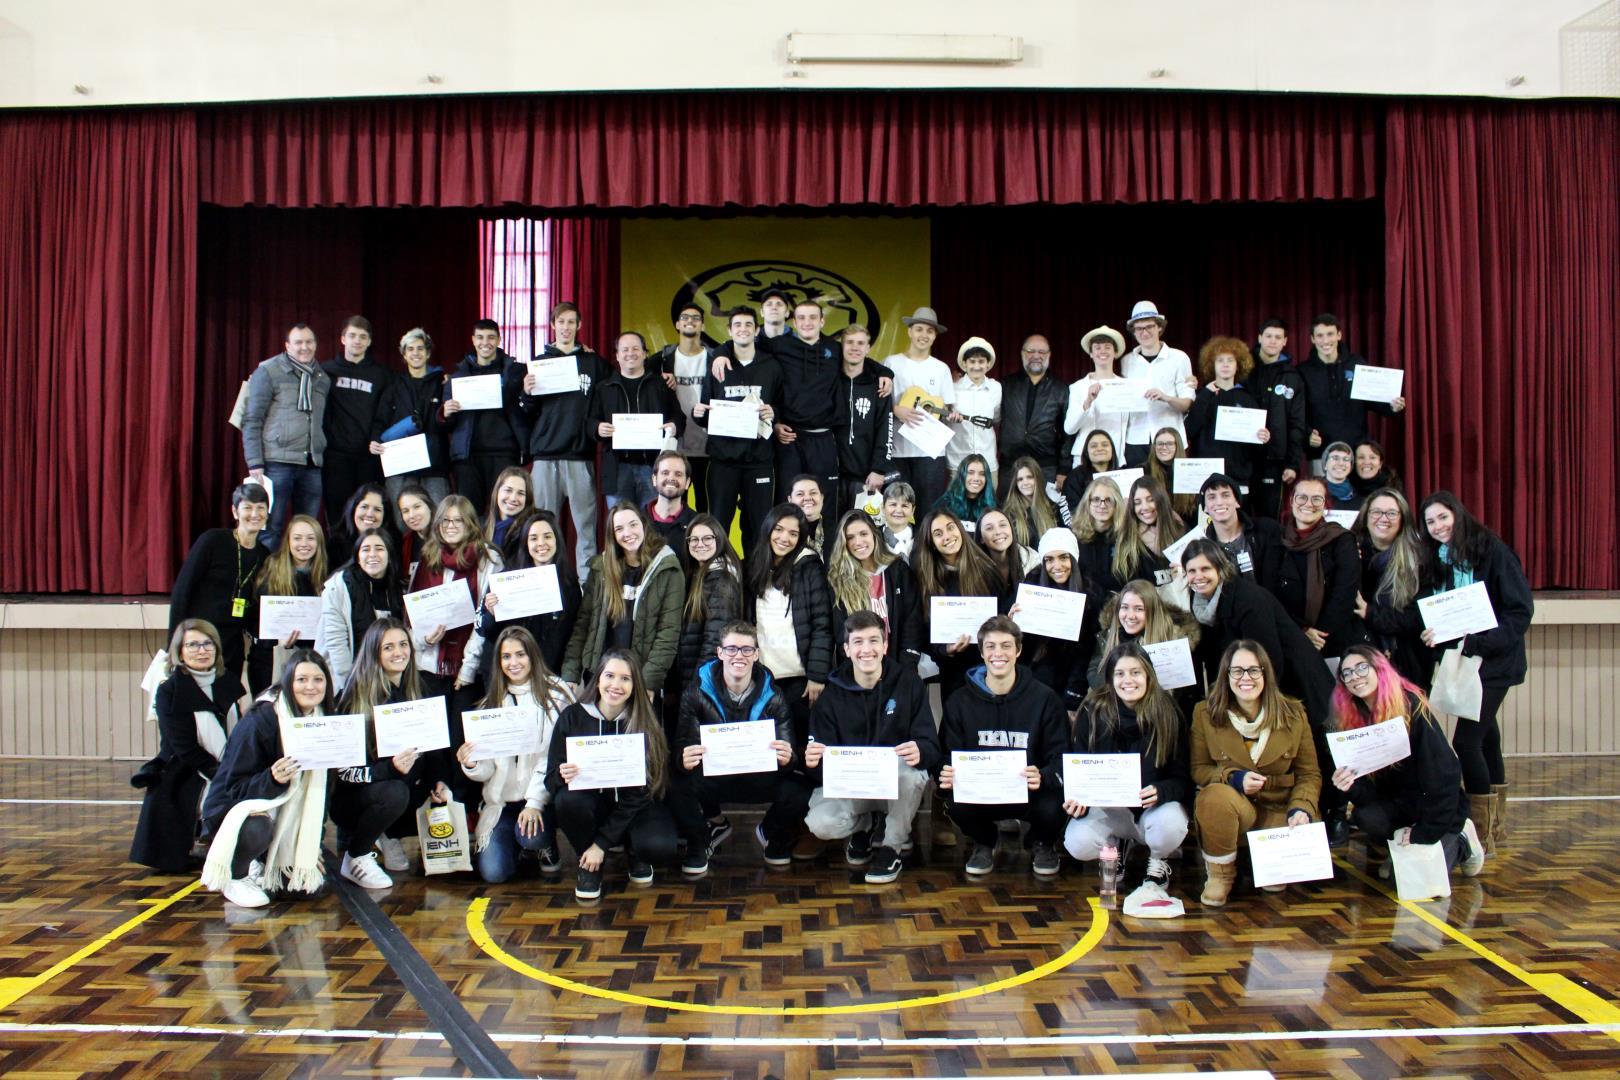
[
  {"xmin": 1001, "ymin": 456, "xmax": 1063, "ymax": 547},
  {"xmin": 1074, "ymin": 477, "xmax": 1125, "ymax": 544},
  {"xmin": 598, "ymin": 505, "xmax": 668, "ymax": 625},
  {"xmin": 421, "ymin": 495, "xmax": 493, "ymax": 573},
  {"xmin": 340, "ymin": 617, "xmax": 425, "ymax": 721},
  {"xmin": 257, "ymin": 514, "xmax": 329, "ymax": 597},
  {"xmin": 1355, "ymin": 487, "xmax": 1425, "ymax": 610},
  {"xmin": 1144, "ymin": 426, "xmax": 1199, "ymax": 526},
  {"xmin": 1098, "ymin": 580, "xmax": 1200, "ymax": 658},
  {"xmin": 1080, "ymin": 644, "xmax": 1182, "ymax": 768},
  {"xmin": 826, "ymin": 510, "xmax": 894, "ymax": 614}
]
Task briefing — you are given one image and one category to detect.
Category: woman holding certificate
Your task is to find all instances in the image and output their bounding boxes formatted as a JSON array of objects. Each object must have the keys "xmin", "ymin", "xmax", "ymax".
[
  {"xmin": 1001, "ymin": 456, "xmax": 1072, "ymax": 549},
  {"xmin": 827, "ymin": 510, "xmax": 925, "ymax": 671},
  {"xmin": 1418, "ymin": 492, "xmax": 1533, "ymax": 848},
  {"xmin": 1011, "ymin": 528, "xmax": 1093, "ymax": 715},
  {"xmin": 407, "ymin": 494, "xmax": 503, "ymax": 697},
  {"xmin": 457, "ymin": 627, "xmax": 574, "ymax": 882},
  {"xmin": 200, "ymin": 650, "xmax": 337, "ymax": 909},
  {"xmin": 1143, "ymin": 428, "xmax": 1201, "ymax": 534},
  {"xmin": 1276, "ymin": 477, "xmax": 1365, "ymax": 658},
  {"xmin": 1075, "ymin": 477, "xmax": 1170, "ymax": 599},
  {"xmin": 545, "ymin": 649, "xmax": 678, "ymax": 900},
  {"xmin": 1086, "ymin": 581, "xmax": 1201, "ymax": 704},
  {"xmin": 168, "ymin": 481, "xmax": 271, "ymax": 689},
  {"xmin": 247, "ymin": 514, "xmax": 328, "ymax": 696},
  {"xmin": 317, "ymin": 528, "xmax": 405, "ymax": 691},
  {"xmin": 1184, "ymin": 338, "xmax": 1269, "ymax": 493},
  {"xmin": 1352, "ymin": 488, "xmax": 1434, "ymax": 687},
  {"xmin": 563, "ymin": 505, "xmax": 685, "ymax": 701},
  {"xmin": 915, "ymin": 508, "xmax": 1005, "ymax": 697},
  {"xmin": 744, "ymin": 504, "xmax": 834, "ymax": 742},
  {"xmin": 476, "ymin": 510, "xmax": 581, "ymax": 680},
  {"xmin": 1190, "ymin": 640, "xmax": 1321, "ymax": 907},
  {"xmin": 1065, "ymin": 643, "xmax": 1192, "ymax": 918},
  {"xmin": 1328, "ymin": 645, "xmax": 1484, "ymax": 878}
]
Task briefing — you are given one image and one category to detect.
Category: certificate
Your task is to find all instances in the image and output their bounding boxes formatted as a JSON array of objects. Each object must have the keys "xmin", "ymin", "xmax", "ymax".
[
  {"xmin": 566, "ymin": 732, "xmax": 648, "ymax": 790},
  {"xmin": 1322, "ymin": 509, "xmax": 1360, "ymax": 530},
  {"xmin": 1173, "ymin": 457, "xmax": 1224, "ymax": 495},
  {"xmin": 461, "ymin": 706, "xmax": 542, "ymax": 761},
  {"xmin": 1213, "ymin": 405, "xmax": 1268, "ymax": 444},
  {"xmin": 1247, "ymin": 821, "xmax": 1333, "ymax": 887},
  {"xmin": 950, "ymin": 750, "xmax": 1029, "ymax": 805},
  {"xmin": 1093, "ymin": 379, "xmax": 1151, "ymax": 413},
  {"xmin": 929, "ymin": 595, "xmax": 1000, "ymax": 644},
  {"xmin": 1416, "ymin": 581, "xmax": 1499, "ymax": 644},
  {"xmin": 374, "ymin": 696, "xmax": 451, "ymax": 757},
  {"xmin": 897, "ymin": 413, "xmax": 956, "ymax": 459},
  {"xmin": 452, "ymin": 373, "xmax": 504, "ymax": 410},
  {"xmin": 1012, "ymin": 583, "xmax": 1086, "ymax": 641},
  {"xmin": 1161, "ymin": 526, "xmax": 1199, "ymax": 568},
  {"xmin": 1327, "ymin": 716, "xmax": 1411, "ymax": 777},
  {"xmin": 611, "ymin": 412, "xmax": 666, "ymax": 451},
  {"xmin": 278, "ymin": 712, "xmax": 367, "ymax": 771},
  {"xmin": 1350, "ymin": 364, "xmax": 1404, "ymax": 404},
  {"xmin": 1142, "ymin": 637, "xmax": 1198, "ymax": 690},
  {"xmin": 404, "ymin": 581, "xmax": 478, "ymax": 631},
  {"xmin": 820, "ymin": 745, "xmax": 900, "ymax": 800},
  {"xmin": 1062, "ymin": 753, "xmax": 1142, "ymax": 807},
  {"xmin": 699, "ymin": 719, "xmax": 778, "ymax": 777},
  {"xmin": 706, "ymin": 398, "xmax": 762, "ymax": 440},
  {"xmin": 380, "ymin": 433, "xmax": 431, "ymax": 477},
  {"xmin": 486, "ymin": 565, "xmax": 563, "ymax": 620},
  {"xmin": 527, "ymin": 355, "xmax": 580, "ymax": 395},
  {"xmin": 258, "ymin": 595, "xmax": 322, "ymax": 641},
  {"xmin": 1094, "ymin": 467, "xmax": 1144, "ymax": 495}
]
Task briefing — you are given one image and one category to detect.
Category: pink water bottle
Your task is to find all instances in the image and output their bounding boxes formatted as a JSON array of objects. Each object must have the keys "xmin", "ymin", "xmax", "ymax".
[{"xmin": 1098, "ymin": 837, "xmax": 1120, "ymax": 909}]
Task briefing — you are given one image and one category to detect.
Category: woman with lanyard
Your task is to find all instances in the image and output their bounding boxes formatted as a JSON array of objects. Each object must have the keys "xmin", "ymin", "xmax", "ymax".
[
  {"xmin": 826, "ymin": 508, "xmax": 924, "ymax": 670},
  {"xmin": 1276, "ymin": 476, "xmax": 1365, "ymax": 659},
  {"xmin": 562, "ymin": 504, "xmax": 684, "ymax": 702},
  {"xmin": 1328, "ymin": 644, "xmax": 1485, "ymax": 880},
  {"xmin": 407, "ymin": 494, "xmax": 502, "ymax": 699},
  {"xmin": 1001, "ymin": 454, "xmax": 1072, "ymax": 550},
  {"xmin": 131, "ymin": 619, "xmax": 244, "ymax": 873},
  {"xmin": 1320, "ymin": 442, "xmax": 1362, "ymax": 512},
  {"xmin": 169, "ymin": 482, "xmax": 270, "ymax": 689},
  {"xmin": 1009, "ymin": 528, "xmax": 1094, "ymax": 717},
  {"xmin": 1127, "ymin": 476, "xmax": 1186, "ymax": 559},
  {"xmin": 483, "ymin": 467, "xmax": 535, "ymax": 563},
  {"xmin": 247, "ymin": 514, "xmax": 328, "ymax": 696},
  {"xmin": 744, "ymin": 504, "xmax": 834, "ymax": 744},
  {"xmin": 476, "ymin": 510, "xmax": 581, "ymax": 680},
  {"xmin": 1352, "ymin": 487, "xmax": 1434, "ymax": 686},
  {"xmin": 1190, "ymin": 639, "xmax": 1322, "ymax": 907},
  {"xmin": 932, "ymin": 454, "xmax": 996, "ymax": 535},
  {"xmin": 317, "ymin": 527, "xmax": 405, "ymax": 692},
  {"xmin": 1184, "ymin": 337, "xmax": 1270, "ymax": 496},
  {"xmin": 395, "ymin": 482, "xmax": 438, "ymax": 577},
  {"xmin": 1418, "ymin": 491, "xmax": 1533, "ymax": 852},
  {"xmin": 456, "ymin": 626, "xmax": 575, "ymax": 882},
  {"xmin": 914, "ymin": 507, "xmax": 1005, "ymax": 698},
  {"xmin": 200, "ymin": 649, "xmax": 335, "ymax": 909},
  {"xmin": 1143, "ymin": 427, "xmax": 1201, "ymax": 534},
  {"xmin": 976, "ymin": 507, "xmax": 1040, "ymax": 595}
]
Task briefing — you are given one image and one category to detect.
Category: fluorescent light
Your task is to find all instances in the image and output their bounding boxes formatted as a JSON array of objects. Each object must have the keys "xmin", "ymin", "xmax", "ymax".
[{"xmin": 786, "ymin": 33, "xmax": 1023, "ymax": 65}]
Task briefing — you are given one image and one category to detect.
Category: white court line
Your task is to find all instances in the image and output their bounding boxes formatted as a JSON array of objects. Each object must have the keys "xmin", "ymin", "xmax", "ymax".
[
  {"xmin": 0, "ymin": 798, "xmax": 143, "ymax": 806},
  {"xmin": 1507, "ymin": 795, "xmax": 1620, "ymax": 802},
  {"xmin": 0, "ymin": 1020, "xmax": 1616, "ymax": 1049}
]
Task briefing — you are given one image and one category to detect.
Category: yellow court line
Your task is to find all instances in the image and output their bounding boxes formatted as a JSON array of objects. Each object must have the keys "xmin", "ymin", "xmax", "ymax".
[
  {"xmin": 0, "ymin": 880, "xmax": 204, "ymax": 1011},
  {"xmin": 1335, "ymin": 857, "xmax": 1620, "ymax": 1044},
  {"xmin": 467, "ymin": 894, "xmax": 1109, "ymax": 1016}
]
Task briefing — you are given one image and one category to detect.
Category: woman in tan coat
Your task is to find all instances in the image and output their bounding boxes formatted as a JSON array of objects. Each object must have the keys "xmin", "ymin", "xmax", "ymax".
[{"xmin": 1190, "ymin": 639, "xmax": 1321, "ymax": 907}]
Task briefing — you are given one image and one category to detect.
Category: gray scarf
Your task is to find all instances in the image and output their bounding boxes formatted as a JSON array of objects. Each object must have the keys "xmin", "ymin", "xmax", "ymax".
[
  {"xmin": 287, "ymin": 356, "xmax": 317, "ymax": 412},
  {"xmin": 1190, "ymin": 582, "xmax": 1223, "ymax": 626}
]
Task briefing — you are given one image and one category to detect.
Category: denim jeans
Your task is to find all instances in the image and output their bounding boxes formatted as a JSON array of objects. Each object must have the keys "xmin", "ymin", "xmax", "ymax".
[
  {"xmin": 259, "ymin": 462, "xmax": 323, "ymax": 550},
  {"xmin": 605, "ymin": 462, "xmax": 656, "ymax": 512},
  {"xmin": 476, "ymin": 801, "xmax": 553, "ymax": 883}
]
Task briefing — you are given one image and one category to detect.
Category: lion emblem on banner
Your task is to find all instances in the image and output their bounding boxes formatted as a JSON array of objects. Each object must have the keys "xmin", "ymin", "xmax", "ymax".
[{"xmin": 672, "ymin": 261, "xmax": 882, "ymax": 345}]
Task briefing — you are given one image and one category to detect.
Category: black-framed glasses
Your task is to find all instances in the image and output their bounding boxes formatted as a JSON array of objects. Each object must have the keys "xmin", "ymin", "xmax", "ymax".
[
  {"xmin": 182, "ymin": 641, "xmax": 216, "ymax": 652},
  {"xmin": 689, "ymin": 534, "xmax": 718, "ymax": 546},
  {"xmin": 1339, "ymin": 662, "xmax": 1375, "ymax": 683},
  {"xmin": 1228, "ymin": 666, "xmax": 1264, "ymax": 680},
  {"xmin": 719, "ymin": 645, "xmax": 758, "ymax": 658},
  {"xmin": 1368, "ymin": 509, "xmax": 1401, "ymax": 521}
]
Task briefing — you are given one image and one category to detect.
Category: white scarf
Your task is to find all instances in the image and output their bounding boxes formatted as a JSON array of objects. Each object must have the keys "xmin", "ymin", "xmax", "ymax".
[
  {"xmin": 201, "ymin": 696, "xmax": 329, "ymax": 894},
  {"xmin": 1227, "ymin": 707, "xmax": 1270, "ymax": 766},
  {"xmin": 472, "ymin": 681, "xmax": 571, "ymax": 853},
  {"xmin": 188, "ymin": 669, "xmax": 230, "ymax": 762}
]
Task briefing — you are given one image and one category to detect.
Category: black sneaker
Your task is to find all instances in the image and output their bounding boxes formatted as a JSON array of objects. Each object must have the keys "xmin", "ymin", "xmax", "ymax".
[
  {"xmin": 757, "ymin": 823, "xmax": 793, "ymax": 867},
  {"xmin": 965, "ymin": 843, "xmax": 996, "ymax": 877},
  {"xmin": 680, "ymin": 849, "xmax": 709, "ymax": 876},
  {"xmin": 538, "ymin": 846, "xmax": 563, "ymax": 874},
  {"xmin": 1031, "ymin": 842, "xmax": 1061, "ymax": 878},
  {"xmin": 706, "ymin": 816, "xmax": 733, "ymax": 857},
  {"xmin": 1326, "ymin": 809, "xmax": 1351, "ymax": 848},
  {"xmin": 575, "ymin": 867, "xmax": 603, "ymax": 901},
  {"xmin": 845, "ymin": 816, "xmax": 874, "ymax": 866},
  {"xmin": 628, "ymin": 857, "xmax": 655, "ymax": 885},
  {"xmin": 864, "ymin": 846, "xmax": 903, "ymax": 884}
]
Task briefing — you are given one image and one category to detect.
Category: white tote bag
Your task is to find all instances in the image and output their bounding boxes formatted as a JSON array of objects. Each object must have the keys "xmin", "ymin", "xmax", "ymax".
[
  {"xmin": 1389, "ymin": 836, "xmax": 1452, "ymax": 901},
  {"xmin": 1429, "ymin": 645, "xmax": 1484, "ymax": 721},
  {"xmin": 415, "ymin": 798, "xmax": 473, "ymax": 874}
]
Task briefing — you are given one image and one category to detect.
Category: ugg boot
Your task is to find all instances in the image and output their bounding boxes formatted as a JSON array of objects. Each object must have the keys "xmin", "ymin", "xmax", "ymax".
[
  {"xmin": 1468, "ymin": 794, "xmax": 1496, "ymax": 857},
  {"xmin": 1200, "ymin": 854, "xmax": 1238, "ymax": 907},
  {"xmin": 1490, "ymin": 783, "xmax": 1509, "ymax": 847}
]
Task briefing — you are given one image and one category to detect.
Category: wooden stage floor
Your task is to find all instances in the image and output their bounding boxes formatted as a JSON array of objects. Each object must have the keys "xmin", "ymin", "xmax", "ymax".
[{"xmin": 2, "ymin": 757, "xmax": 1619, "ymax": 1078}]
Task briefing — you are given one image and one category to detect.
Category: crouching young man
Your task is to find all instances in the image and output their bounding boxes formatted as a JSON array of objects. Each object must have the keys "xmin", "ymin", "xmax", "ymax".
[
  {"xmin": 936, "ymin": 616, "xmax": 1069, "ymax": 878},
  {"xmin": 803, "ymin": 611, "xmax": 940, "ymax": 884},
  {"xmin": 669, "ymin": 621, "xmax": 813, "ymax": 872}
]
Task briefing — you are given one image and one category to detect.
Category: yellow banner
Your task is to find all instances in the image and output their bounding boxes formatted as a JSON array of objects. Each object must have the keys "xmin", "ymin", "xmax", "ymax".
[{"xmin": 619, "ymin": 216, "xmax": 931, "ymax": 359}]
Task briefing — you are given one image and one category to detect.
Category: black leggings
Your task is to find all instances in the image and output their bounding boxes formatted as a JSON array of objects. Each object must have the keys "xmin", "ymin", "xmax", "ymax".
[
  {"xmin": 330, "ymin": 778, "xmax": 412, "ymax": 857},
  {"xmin": 553, "ymin": 789, "xmax": 679, "ymax": 866},
  {"xmin": 231, "ymin": 814, "xmax": 276, "ymax": 879},
  {"xmin": 1452, "ymin": 683, "xmax": 1509, "ymax": 794},
  {"xmin": 947, "ymin": 788, "xmax": 1067, "ymax": 847}
]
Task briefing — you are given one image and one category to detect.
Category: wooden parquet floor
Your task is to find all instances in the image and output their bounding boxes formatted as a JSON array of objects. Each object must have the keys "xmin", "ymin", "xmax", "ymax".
[{"xmin": 2, "ymin": 757, "xmax": 1620, "ymax": 1077}]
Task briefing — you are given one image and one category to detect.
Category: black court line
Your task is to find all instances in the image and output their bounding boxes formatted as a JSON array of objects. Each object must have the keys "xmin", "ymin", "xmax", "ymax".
[{"xmin": 323, "ymin": 849, "xmax": 523, "ymax": 1078}]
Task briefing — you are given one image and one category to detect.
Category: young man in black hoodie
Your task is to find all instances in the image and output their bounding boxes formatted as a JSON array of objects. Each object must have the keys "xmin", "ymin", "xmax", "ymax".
[
  {"xmin": 322, "ymin": 315, "xmax": 393, "ymax": 523},
  {"xmin": 697, "ymin": 306, "xmax": 782, "ymax": 555},
  {"xmin": 836, "ymin": 324, "xmax": 896, "ymax": 522},
  {"xmin": 442, "ymin": 319, "xmax": 527, "ymax": 516},
  {"xmin": 588, "ymin": 331, "xmax": 685, "ymax": 512},
  {"xmin": 1196, "ymin": 473, "xmax": 1284, "ymax": 595},
  {"xmin": 937, "ymin": 616, "xmax": 1068, "ymax": 878},
  {"xmin": 1249, "ymin": 319, "xmax": 1308, "ymax": 520},
  {"xmin": 1298, "ymin": 313, "xmax": 1406, "ymax": 452},
  {"xmin": 522, "ymin": 301, "xmax": 610, "ymax": 570},
  {"xmin": 761, "ymin": 299, "xmax": 846, "ymax": 502},
  {"xmin": 804, "ymin": 611, "xmax": 940, "ymax": 884}
]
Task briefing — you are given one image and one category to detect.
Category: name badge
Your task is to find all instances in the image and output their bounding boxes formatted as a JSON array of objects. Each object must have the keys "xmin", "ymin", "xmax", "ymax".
[
  {"xmin": 232, "ymin": 597, "xmax": 247, "ymax": 618},
  {"xmin": 1236, "ymin": 551, "xmax": 1254, "ymax": 575}
]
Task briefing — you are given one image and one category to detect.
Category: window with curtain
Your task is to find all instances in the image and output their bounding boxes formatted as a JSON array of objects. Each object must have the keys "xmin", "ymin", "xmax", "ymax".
[{"xmin": 479, "ymin": 218, "xmax": 552, "ymax": 360}]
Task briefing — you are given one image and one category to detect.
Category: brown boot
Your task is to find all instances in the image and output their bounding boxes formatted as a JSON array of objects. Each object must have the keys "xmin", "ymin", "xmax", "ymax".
[
  {"xmin": 1200, "ymin": 854, "xmax": 1238, "ymax": 907},
  {"xmin": 1468, "ymin": 794, "xmax": 1496, "ymax": 856},
  {"xmin": 1490, "ymin": 783, "xmax": 1509, "ymax": 847}
]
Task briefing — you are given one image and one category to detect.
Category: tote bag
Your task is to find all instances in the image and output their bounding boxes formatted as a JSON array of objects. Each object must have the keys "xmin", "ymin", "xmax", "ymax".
[
  {"xmin": 1430, "ymin": 645, "xmax": 1484, "ymax": 721},
  {"xmin": 415, "ymin": 798, "xmax": 473, "ymax": 874}
]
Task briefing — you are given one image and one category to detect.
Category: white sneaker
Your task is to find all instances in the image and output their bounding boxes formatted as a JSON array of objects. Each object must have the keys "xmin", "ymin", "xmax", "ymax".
[
  {"xmin": 1122, "ymin": 878, "xmax": 1185, "ymax": 919},
  {"xmin": 377, "ymin": 836, "xmax": 410, "ymax": 872},
  {"xmin": 222, "ymin": 876, "xmax": 270, "ymax": 908},
  {"xmin": 1460, "ymin": 819, "xmax": 1487, "ymax": 877},
  {"xmin": 341, "ymin": 851, "xmax": 394, "ymax": 890},
  {"xmin": 247, "ymin": 859, "xmax": 266, "ymax": 888}
]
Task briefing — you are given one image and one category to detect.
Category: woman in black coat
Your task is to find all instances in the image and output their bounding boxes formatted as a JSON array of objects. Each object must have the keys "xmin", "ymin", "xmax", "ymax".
[
  {"xmin": 169, "ymin": 482, "xmax": 271, "ymax": 688},
  {"xmin": 744, "ymin": 504, "xmax": 834, "ymax": 744},
  {"xmin": 1275, "ymin": 477, "xmax": 1365, "ymax": 659},
  {"xmin": 131, "ymin": 620, "xmax": 245, "ymax": 872},
  {"xmin": 826, "ymin": 509, "xmax": 925, "ymax": 670},
  {"xmin": 1352, "ymin": 487, "xmax": 1434, "ymax": 687},
  {"xmin": 476, "ymin": 510, "xmax": 581, "ymax": 678},
  {"xmin": 674, "ymin": 513, "xmax": 745, "ymax": 691}
]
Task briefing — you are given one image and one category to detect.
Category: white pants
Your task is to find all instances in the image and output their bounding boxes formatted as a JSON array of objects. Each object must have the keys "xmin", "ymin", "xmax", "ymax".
[
  {"xmin": 806, "ymin": 765, "xmax": 930, "ymax": 848},
  {"xmin": 530, "ymin": 458, "xmax": 598, "ymax": 572},
  {"xmin": 1064, "ymin": 802, "xmax": 1189, "ymax": 861}
]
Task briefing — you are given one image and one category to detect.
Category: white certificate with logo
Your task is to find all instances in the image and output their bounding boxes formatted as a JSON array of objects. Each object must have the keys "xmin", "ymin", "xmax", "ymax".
[
  {"xmin": 1213, "ymin": 405, "xmax": 1268, "ymax": 444},
  {"xmin": 821, "ymin": 745, "xmax": 900, "ymax": 800},
  {"xmin": 611, "ymin": 412, "xmax": 665, "ymax": 451},
  {"xmin": 1161, "ymin": 526, "xmax": 1199, "ymax": 568},
  {"xmin": 374, "ymin": 696, "xmax": 452, "ymax": 757},
  {"xmin": 1093, "ymin": 379, "xmax": 1151, "ymax": 413},
  {"xmin": 1173, "ymin": 457, "xmax": 1225, "ymax": 495},
  {"xmin": 1012, "ymin": 583, "xmax": 1086, "ymax": 641},
  {"xmin": 929, "ymin": 595, "xmax": 1000, "ymax": 644},
  {"xmin": 1062, "ymin": 753, "xmax": 1142, "ymax": 807},
  {"xmin": 1327, "ymin": 716, "xmax": 1412, "ymax": 777},
  {"xmin": 258, "ymin": 595, "xmax": 322, "ymax": 641},
  {"xmin": 898, "ymin": 413, "xmax": 956, "ymax": 459},
  {"xmin": 527, "ymin": 355, "xmax": 580, "ymax": 395},
  {"xmin": 380, "ymin": 433, "xmax": 432, "ymax": 478},
  {"xmin": 461, "ymin": 707, "xmax": 542, "ymax": 762},
  {"xmin": 1416, "ymin": 581, "xmax": 1499, "ymax": 644},
  {"xmin": 1350, "ymin": 364, "xmax": 1404, "ymax": 404},
  {"xmin": 1094, "ymin": 467, "xmax": 1145, "ymax": 495},
  {"xmin": 1323, "ymin": 509, "xmax": 1360, "ymax": 529},
  {"xmin": 699, "ymin": 719, "xmax": 778, "ymax": 777},
  {"xmin": 950, "ymin": 750, "xmax": 1029, "ymax": 805},
  {"xmin": 706, "ymin": 398, "xmax": 762, "ymax": 440},
  {"xmin": 452, "ymin": 374, "xmax": 504, "ymax": 410},
  {"xmin": 1248, "ymin": 821, "xmax": 1333, "ymax": 887},
  {"xmin": 486, "ymin": 565, "xmax": 563, "ymax": 620},
  {"xmin": 566, "ymin": 732, "xmax": 647, "ymax": 789},
  {"xmin": 1142, "ymin": 637, "xmax": 1198, "ymax": 690},
  {"xmin": 404, "ymin": 581, "xmax": 478, "ymax": 631},
  {"xmin": 278, "ymin": 712, "xmax": 367, "ymax": 770}
]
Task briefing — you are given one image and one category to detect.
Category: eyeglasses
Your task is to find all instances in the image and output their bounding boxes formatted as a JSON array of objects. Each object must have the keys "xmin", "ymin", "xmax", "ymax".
[
  {"xmin": 677, "ymin": 314, "xmax": 703, "ymax": 322},
  {"xmin": 1021, "ymin": 349, "xmax": 1050, "ymax": 356},
  {"xmin": 440, "ymin": 516, "xmax": 466, "ymax": 526},
  {"xmin": 1228, "ymin": 666, "xmax": 1264, "ymax": 680},
  {"xmin": 689, "ymin": 534, "xmax": 718, "ymax": 546},
  {"xmin": 1293, "ymin": 495, "xmax": 1327, "ymax": 507},
  {"xmin": 182, "ymin": 641, "xmax": 216, "ymax": 652},
  {"xmin": 1339, "ymin": 662, "xmax": 1375, "ymax": 683},
  {"xmin": 719, "ymin": 645, "xmax": 758, "ymax": 658},
  {"xmin": 1089, "ymin": 497, "xmax": 1116, "ymax": 506},
  {"xmin": 1368, "ymin": 509, "xmax": 1401, "ymax": 521}
]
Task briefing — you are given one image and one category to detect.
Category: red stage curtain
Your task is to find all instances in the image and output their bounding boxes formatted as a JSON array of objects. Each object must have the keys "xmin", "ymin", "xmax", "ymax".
[
  {"xmin": 198, "ymin": 93, "xmax": 1381, "ymax": 209},
  {"xmin": 1385, "ymin": 102, "xmax": 1620, "ymax": 589},
  {"xmin": 547, "ymin": 217, "xmax": 622, "ymax": 356},
  {"xmin": 0, "ymin": 111, "xmax": 198, "ymax": 594}
]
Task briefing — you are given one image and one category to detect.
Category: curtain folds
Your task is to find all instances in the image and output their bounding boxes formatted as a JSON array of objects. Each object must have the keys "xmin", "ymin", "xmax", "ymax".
[{"xmin": 547, "ymin": 217, "xmax": 622, "ymax": 359}]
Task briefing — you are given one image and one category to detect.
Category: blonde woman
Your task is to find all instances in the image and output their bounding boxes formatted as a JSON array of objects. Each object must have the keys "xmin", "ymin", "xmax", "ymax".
[
  {"xmin": 1001, "ymin": 455, "xmax": 1071, "ymax": 549},
  {"xmin": 406, "ymin": 494, "xmax": 503, "ymax": 695},
  {"xmin": 248, "ymin": 514, "xmax": 328, "ymax": 695}
]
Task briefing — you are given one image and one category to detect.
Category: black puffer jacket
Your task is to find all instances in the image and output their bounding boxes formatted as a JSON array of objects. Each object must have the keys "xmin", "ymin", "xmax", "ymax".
[
  {"xmin": 1423, "ymin": 535, "xmax": 1533, "ymax": 689},
  {"xmin": 1342, "ymin": 693, "xmax": 1469, "ymax": 845},
  {"xmin": 748, "ymin": 549, "xmax": 834, "ymax": 684},
  {"xmin": 831, "ymin": 558, "xmax": 925, "ymax": 670},
  {"xmin": 676, "ymin": 562, "xmax": 744, "ymax": 688},
  {"xmin": 1358, "ymin": 537, "xmax": 1434, "ymax": 687}
]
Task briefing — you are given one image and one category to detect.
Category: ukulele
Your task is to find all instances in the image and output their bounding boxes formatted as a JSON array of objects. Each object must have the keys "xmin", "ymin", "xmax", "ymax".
[{"xmin": 896, "ymin": 386, "xmax": 993, "ymax": 428}]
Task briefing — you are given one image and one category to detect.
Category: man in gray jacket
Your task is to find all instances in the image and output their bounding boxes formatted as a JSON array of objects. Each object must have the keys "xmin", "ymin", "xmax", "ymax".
[{"xmin": 243, "ymin": 323, "xmax": 330, "ymax": 548}]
